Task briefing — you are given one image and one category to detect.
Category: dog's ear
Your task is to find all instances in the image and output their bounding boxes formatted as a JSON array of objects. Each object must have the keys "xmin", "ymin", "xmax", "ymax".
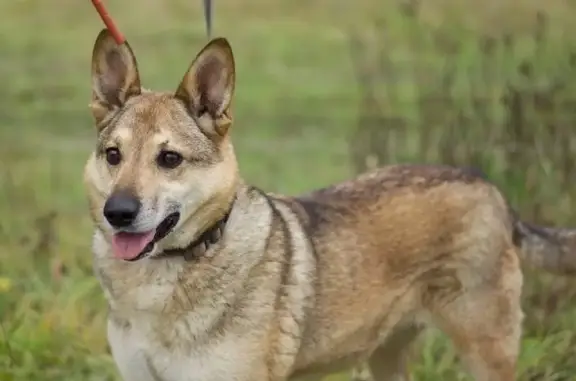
[
  {"xmin": 175, "ymin": 38, "xmax": 235, "ymax": 136},
  {"xmin": 90, "ymin": 29, "xmax": 141, "ymax": 127}
]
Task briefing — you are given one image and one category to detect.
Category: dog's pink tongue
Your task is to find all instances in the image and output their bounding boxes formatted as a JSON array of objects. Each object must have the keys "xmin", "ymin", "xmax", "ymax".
[{"xmin": 111, "ymin": 231, "xmax": 155, "ymax": 260}]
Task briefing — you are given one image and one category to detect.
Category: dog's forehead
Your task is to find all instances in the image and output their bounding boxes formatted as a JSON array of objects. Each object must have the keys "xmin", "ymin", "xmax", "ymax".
[
  {"xmin": 102, "ymin": 92, "xmax": 214, "ymax": 155},
  {"xmin": 105, "ymin": 92, "xmax": 205, "ymax": 144},
  {"xmin": 118, "ymin": 93, "xmax": 188, "ymax": 132}
]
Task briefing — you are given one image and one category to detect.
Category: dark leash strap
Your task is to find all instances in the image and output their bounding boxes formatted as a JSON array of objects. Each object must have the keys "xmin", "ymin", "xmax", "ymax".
[{"xmin": 203, "ymin": 0, "xmax": 212, "ymax": 38}]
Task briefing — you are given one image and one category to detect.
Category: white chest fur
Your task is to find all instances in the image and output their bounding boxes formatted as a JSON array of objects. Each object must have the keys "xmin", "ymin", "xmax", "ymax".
[{"xmin": 107, "ymin": 316, "xmax": 256, "ymax": 381}]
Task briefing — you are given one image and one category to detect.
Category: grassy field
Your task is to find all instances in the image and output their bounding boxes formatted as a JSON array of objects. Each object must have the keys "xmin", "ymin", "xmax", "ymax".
[{"xmin": 1, "ymin": 0, "xmax": 576, "ymax": 380}]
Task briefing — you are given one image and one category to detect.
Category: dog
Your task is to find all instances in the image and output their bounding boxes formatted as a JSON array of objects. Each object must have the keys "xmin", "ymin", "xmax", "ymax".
[{"xmin": 84, "ymin": 28, "xmax": 576, "ymax": 381}]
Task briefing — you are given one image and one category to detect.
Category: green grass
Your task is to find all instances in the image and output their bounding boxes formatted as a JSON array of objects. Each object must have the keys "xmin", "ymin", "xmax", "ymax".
[{"xmin": 1, "ymin": 0, "xmax": 576, "ymax": 380}]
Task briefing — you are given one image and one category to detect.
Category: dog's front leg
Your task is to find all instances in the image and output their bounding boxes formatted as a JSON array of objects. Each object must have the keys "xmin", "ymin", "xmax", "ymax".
[{"xmin": 107, "ymin": 318, "xmax": 165, "ymax": 381}]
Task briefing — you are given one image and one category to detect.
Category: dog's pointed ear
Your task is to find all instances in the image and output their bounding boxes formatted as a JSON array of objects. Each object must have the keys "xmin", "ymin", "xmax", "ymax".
[
  {"xmin": 90, "ymin": 29, "xmax": 141, "ymax": 127},
  {"xmin": 175, "ymin": 38, "xmax": 235, "ymax": 136}
]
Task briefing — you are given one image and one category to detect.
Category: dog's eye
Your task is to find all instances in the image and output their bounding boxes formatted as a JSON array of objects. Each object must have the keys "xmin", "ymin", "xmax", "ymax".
[
  {"xmin": 157, "ymin": 151, "xmax": 183, "ymax": 169},
  {"xmin": 105, "ymin": 147, "xmax": 122, "ymax": 166}
]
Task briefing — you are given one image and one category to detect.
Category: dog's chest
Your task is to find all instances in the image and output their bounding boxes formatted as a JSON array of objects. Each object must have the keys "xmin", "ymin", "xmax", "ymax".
[{"xmin": 108, "ymin": 316, "xmax": 254, "ymax": 381}]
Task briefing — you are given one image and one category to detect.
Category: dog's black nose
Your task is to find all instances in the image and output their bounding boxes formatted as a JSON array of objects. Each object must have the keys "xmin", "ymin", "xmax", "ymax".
[{"xmin": 103, "ymin": 192, "xmax": 141, "ymax": 228}]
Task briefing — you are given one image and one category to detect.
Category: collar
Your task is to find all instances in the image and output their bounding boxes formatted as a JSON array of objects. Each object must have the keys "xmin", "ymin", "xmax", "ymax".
[{"xmin": 159, "ymin": 198, "xmax": 235, "ymax": 261}]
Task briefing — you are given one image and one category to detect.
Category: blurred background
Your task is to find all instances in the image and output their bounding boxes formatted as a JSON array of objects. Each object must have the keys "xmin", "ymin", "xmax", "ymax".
[{"xmin": 1, "ymin": 0, "xmax": 576, "ymax": 380}]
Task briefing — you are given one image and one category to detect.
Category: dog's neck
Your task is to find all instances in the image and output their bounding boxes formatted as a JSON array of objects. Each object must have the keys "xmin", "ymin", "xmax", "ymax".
[{"xmin": 160, "ymin": 198, "xmax": 236, "ymax": 261}]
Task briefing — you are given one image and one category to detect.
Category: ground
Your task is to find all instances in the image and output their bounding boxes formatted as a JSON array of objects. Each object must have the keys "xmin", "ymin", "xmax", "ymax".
[{"xmin": 1, "ymin": 1, "xmax": 576, "ymax": 380}]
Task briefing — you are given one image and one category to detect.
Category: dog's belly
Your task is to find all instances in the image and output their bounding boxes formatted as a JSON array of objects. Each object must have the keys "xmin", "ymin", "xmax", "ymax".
[{"xmin": 107, "ymin": 318, "xmax": 256, "ymax": 381}]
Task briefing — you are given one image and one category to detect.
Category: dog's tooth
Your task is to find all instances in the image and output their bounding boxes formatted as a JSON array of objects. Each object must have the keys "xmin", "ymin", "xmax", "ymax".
[{"xmin": 205, "ymin": 246, "xmax": 218, "ymax": 259}]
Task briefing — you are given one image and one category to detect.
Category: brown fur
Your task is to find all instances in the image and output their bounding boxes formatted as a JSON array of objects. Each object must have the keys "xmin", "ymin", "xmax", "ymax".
[{"xmin": 84, "ymin": 29, "xmax": 576, "ymax": 381}]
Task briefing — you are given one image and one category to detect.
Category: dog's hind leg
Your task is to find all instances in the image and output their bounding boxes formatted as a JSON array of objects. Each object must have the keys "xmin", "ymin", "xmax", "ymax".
[
  {"xmin": 361, "ymin": 324, "xmax": 422, "ymax": 381},
  {"xmin": 427, "ymin": 247, "xmax": 524, "ymax": 381}
]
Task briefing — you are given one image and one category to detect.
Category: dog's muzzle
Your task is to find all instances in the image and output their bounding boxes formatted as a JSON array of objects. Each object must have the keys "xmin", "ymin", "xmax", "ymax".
[{"xmin": 125, "ymin": 212, "xmax": 181, "ymax": 262}]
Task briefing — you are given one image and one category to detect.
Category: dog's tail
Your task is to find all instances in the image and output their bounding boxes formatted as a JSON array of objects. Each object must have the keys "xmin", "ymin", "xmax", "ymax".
[{"xmin": 514, "ymin": 218, "xmax": 576, "ymax": 275}]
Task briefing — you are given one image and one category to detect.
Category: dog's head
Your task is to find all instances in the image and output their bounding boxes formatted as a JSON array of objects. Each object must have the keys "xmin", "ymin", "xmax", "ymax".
[{"xmin": 84, "ymin": 29, "xmax": 239, "ymax": 261}]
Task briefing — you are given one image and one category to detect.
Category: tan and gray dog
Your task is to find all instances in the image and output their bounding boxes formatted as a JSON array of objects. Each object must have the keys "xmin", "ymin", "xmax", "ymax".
[{"xmin": 84, "ymin": 28, "xmax": 576, "ymax": 381}]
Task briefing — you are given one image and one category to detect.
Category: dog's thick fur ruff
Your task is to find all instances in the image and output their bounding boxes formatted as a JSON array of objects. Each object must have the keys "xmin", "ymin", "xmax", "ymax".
[{"xmin": 84, "ymin": 29, "xmax": 576, "ymax": 381}]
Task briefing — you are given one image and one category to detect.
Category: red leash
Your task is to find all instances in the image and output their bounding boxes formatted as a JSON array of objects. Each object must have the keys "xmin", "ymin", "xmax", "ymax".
[
  {"xmin": 90, "ymin": 1, "xmax": 212, "ymax": 44},
  {"xmin": 90, "ymin": 0, "xmax": 125, "ymax": 44}
]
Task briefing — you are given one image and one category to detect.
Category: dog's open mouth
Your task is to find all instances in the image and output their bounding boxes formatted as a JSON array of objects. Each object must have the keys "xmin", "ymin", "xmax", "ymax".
[{"xmin": 111, "ymin": 212, "xmax": 180, "ymax": 262}]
